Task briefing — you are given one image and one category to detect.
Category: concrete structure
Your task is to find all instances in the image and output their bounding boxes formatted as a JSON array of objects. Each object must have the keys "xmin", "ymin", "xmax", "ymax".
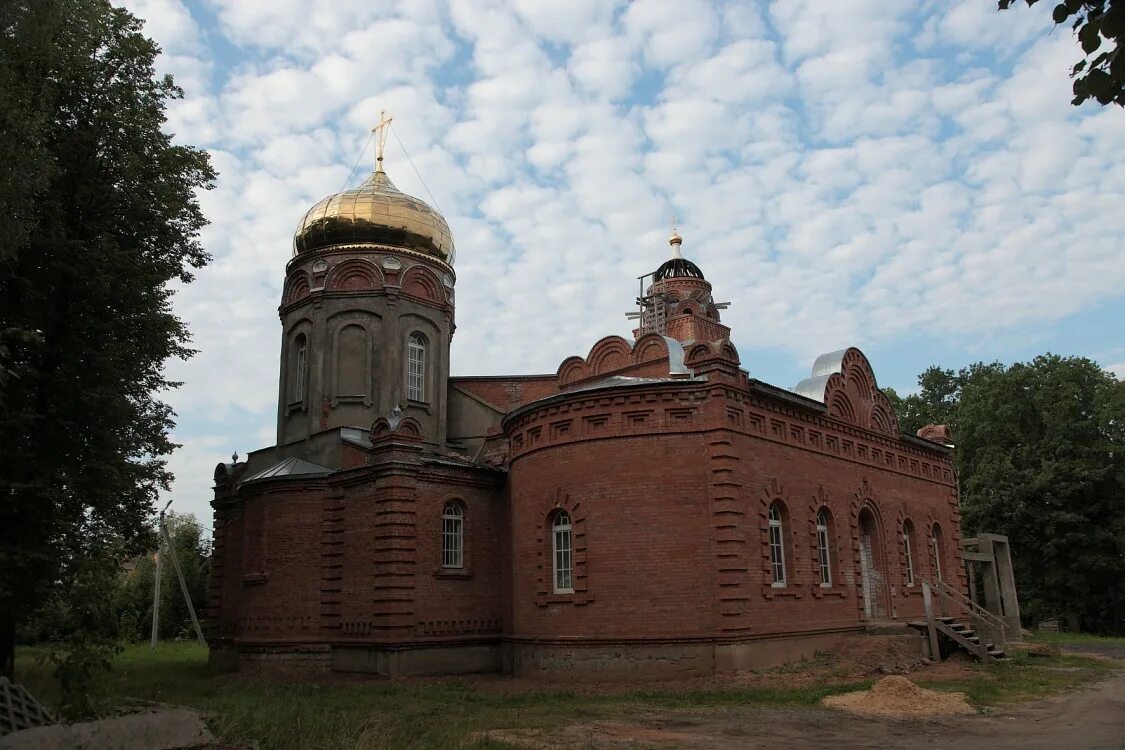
[
  {"xmin": 962, "ymin": 534, "xmax": 1021, "ymax": 635},
  {"xmin": 207, "ymin": 154, "xmax": 966, "ymax": 679}
]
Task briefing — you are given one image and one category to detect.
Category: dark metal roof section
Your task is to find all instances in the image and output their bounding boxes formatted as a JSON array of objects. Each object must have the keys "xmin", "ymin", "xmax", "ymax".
[
  {"xmin": 239, "ymin": 456, "xmax": 334, "ymax": 485},
  {"xmin": 653, "ymin": 257, "xmax": 705, "ymax": 281}
]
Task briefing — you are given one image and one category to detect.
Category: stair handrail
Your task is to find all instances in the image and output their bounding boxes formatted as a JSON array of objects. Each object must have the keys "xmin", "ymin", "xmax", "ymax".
[
  {"xmin": 923, "ymin": 580, "xmax": 992, "ymax": 661},
  {"xmin": 931, "ymin": 577, "xmax": 1007, "ymax": 636},
  {"xmin": 927, "ymin": 577, "xmax": 1007, "ymax": 653}
]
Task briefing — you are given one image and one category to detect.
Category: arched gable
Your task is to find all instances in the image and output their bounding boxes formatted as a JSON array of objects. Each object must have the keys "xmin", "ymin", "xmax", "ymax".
[
  {"xmin": 556, "ymin": 356, "xmax": 590, "ymax": 387},
  {"xmin": 283, "ymin": 271, "xmax": 311, "ymax": 305},
  {"xmin": 325, "ymin": 258, "xmax": 384, "ymax": 292},
  {"xmin": 401, "ymin": 264, "xmax": 445, "ymax": 304},
  {"xmin": 632, "ymin": 333, "xmax": 670, "ymax": 364},
  {"xmin": 683, "ymin": 340, "xmax": 739, "ymax": 368},
  {"xmin": 586, "ymin": 335, "xmax": 632, "ymax": 375},
  {"xmin": 793, "ymin": 347, "xmax": 900, "ymax": 436}
]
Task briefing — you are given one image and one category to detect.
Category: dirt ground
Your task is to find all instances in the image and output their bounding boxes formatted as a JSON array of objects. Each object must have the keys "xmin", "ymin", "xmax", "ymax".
[
  {"xmin": 485, "ymin": 669, "xmax": 1125, "ymax": 750},
  {"xmin": 438, "ymin": 635, "xmax": 977, "ymax": 697},
  {"xmin": 480, "ymin": 639, "xmax": 1125, "ymax": 750}
]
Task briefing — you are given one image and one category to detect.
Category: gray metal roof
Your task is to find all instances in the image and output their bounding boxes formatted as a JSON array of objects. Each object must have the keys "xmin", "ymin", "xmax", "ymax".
[
  {"xmin": 792, "ymin": 349, "xmax": 848, "ymax": 403},
  {"xmin": 239, "ymin": 456, "xmax": 334, "ymax": 484},
  {"xmin": 662, "ymin": 335, "xmax": 690, "ymax": 375},
  {"xmin": 567, "ymin": 374, "xmax": 707, "ymax": 393}
]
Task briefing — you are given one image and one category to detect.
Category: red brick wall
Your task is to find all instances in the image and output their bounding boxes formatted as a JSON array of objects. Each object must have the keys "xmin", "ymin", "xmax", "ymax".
[
  {"xmin": 450, "ymin": 376, "xmax": 558, "ymax": 412},
  {"xmin": 508, "ymin": 433, "xmax": 717, "ymax": 638},
  {"xmin": 504, "ymin": 379, "xmax": 960, "ymax": 643},
  {"xmin": 213, "ymin": 376, "xmax": 959, "ymax": 666},
  {"xmin": 211, "ymin": 465, "xmax": 506, "ymax": 649}
]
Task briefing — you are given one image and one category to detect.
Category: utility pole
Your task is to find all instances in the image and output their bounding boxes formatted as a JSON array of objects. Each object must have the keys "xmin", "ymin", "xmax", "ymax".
[
  {"xmin": 163, "ymin": 521, "xmax": 207, "ymax": 646},
  {"xmin": 150, "ymin": 499, "xmax": 172, "ymax": 649}
]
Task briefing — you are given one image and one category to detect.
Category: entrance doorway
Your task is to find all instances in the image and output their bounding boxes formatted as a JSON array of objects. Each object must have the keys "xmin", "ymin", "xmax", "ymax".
[{"xmin": 858, "ymin": 509, "xmax": 887, "ymax": 620}]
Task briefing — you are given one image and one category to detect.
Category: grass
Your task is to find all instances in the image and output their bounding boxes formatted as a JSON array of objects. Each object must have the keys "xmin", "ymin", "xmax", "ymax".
[
  {"xmin": 916, "ymin": 651, "xmax": 1119, "ymax": 709},
  {"xmin": 1030, "ymin": 630, "xmax": 1125, "ymax": 647},
  {"xmin": 13, "ymin": 642, "xmax": 1121, "ymax": 749}
]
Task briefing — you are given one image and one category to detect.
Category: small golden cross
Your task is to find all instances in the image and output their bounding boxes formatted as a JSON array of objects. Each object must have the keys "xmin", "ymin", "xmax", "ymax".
[{"xmin": 373, "ymin": 110, "xmax": 394, "ymax": 170}]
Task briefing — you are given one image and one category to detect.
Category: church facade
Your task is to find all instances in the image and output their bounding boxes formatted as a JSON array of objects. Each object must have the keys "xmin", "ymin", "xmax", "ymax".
[{"xmin": 208, "ymin": 153, "xmax": 963, "ymax": 679}]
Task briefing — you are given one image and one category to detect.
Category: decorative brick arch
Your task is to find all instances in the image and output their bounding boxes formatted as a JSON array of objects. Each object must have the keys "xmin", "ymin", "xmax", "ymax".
[
  {"xmin": 849, "ymin": 479, "xmax": 892, "ymax": 619},
  {"xmin": 283, "ymin": 271, "xmax": 311, "ymax": 305},
  {"xmin": 632, "ymin": 333, "xmax": 669, "ymax": 364},
  {"xmin": 806, "ymin": 487, "xmax": 847, "ymax": 598},
  {"xmin": 684, "ymin": 340, "xmax": 740, "ymax": 368},
  {"xmin": 891, "ymin": 504, "xmax": 922, "ymax": 595},
  {"xmin": 922, "ymin": 510, "xmax": 950, "ymax": 582},
  {"xmin": 794, "ymin": 348, "xmax": 900, "ymax": 436},
  {"xmin": 759, "ymin": 477, "xmax": 800, "ymax": 598},
  {"xmin": 586, "ymin": 335, "xmax": 632, "ymax": 375},
  {"xmin": 556, "ymin": 356, "xmax": 590, "ymax": 387},
  {"xmin": 325, "ymin": 259, "xmax": 384, "ymax": 292},
  {"xmin": 370, "ymin": 415, "xmax": 423, "ymax": 442},
  {"xmin": 534, "ymin": 491, "xmax": 591, "ymax": 606},
  {"xmin": 401, "ymin": 264, "xmax": 445, "ymax": 304}
]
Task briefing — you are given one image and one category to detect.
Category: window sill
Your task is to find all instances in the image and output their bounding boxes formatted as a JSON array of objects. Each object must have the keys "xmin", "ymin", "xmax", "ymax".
[
  {"xmin": 811, "ymin": 584, "xmax": 848, "ymax": 599},
  {"xmin": 242, "ymin": 572, "xmax": 269, "ymax": 586},
  {"xmin": 535, "ymin": 591, "xmax": 594, "ymax": 607},
  {"xmin": 762, "ymin": 584, "xmax": 802, "ymax": 600},
  {"xmin": 285, "ymin": 401, "xmax": 306, "ymax": 415},
  {"xmin": 434, "ymin": 568, "xmax": 472, "ymax": 580}
]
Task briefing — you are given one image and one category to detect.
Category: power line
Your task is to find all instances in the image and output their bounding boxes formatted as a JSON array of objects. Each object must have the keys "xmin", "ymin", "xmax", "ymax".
[
  {"xmin": 339, "ymin": 131, "xmax": 374, "ymax": 192},
  {"xmin": 389, "ymin": 124, "xmax": 443, "ymax": 214}
]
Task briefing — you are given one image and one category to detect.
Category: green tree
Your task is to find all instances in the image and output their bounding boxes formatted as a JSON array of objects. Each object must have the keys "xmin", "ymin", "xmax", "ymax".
[
  {"xmin": 884, "ymin": 366, "xmax": 964, "ymax": 435},
  {"xmin": 0, "ymin": 0, "xmax": 214, "ymax": 678},
  {"xmin": 957, "ymin": 355, "xmax": 1125, "ymax": 633},
  {"xmin": 999, "ymin": 0, "xmax": 1125, "ymax": 106},
  {"xmin": 115, "ymin": 513, "xmax": 211, "ymax": 642}
]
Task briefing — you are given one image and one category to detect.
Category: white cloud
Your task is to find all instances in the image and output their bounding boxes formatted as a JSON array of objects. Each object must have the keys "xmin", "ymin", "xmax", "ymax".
[{"xmin": 121, "ymin": 0, "xmax": 1125, "ymax": 521}]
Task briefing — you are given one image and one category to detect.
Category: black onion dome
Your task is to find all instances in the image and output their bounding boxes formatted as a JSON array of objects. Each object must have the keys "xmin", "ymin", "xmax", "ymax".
[{"xmin": 654, "ymin": 257, "xmax": 705, "ymax": 281}]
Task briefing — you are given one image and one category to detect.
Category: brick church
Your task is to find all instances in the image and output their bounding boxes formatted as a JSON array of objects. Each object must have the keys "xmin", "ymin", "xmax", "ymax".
[{"xmin": 208, "ymin": 141, "xmax": 963, "ymax": 678}]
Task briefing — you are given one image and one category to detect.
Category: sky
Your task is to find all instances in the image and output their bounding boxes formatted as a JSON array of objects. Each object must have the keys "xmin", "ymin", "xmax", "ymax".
[{"xmin": 116, "ymin": 0, "xmax": 1125, "ymax": 531}]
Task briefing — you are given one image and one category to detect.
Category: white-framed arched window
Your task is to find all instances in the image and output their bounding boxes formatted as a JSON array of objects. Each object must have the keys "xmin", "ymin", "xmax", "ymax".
[
  {"xmin": 931, "ymin": 523, "xmax": 944, "ymax": 582},
  {"xmin": 903, "ymin": 519, "xmax": 916, "ymax": 587},
  {"xmin": 816, "ymin": 508, "xmax": 832, "ymax": 587},
  {"xmin": 552, "ymin": 510, "xmax": 573, "ymax": 593},
  {"xmin": 442, "ymin": 502, "xmax": 463, "ymax": 569},
  {"xmin": 294, "ymin": 333, "xmax": 308, "ymax": 403},
  {"xmin": 406, "ymin": 332, "xmax": 426, "ymax": 402},
  {"xmin": 768, "ymin": 502, "xmax": 786, "ymax": 587}
]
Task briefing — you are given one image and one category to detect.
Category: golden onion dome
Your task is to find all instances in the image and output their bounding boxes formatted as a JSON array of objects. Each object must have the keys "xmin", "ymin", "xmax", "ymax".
[{"xmin": 292, "ymin": 168, "xmax": 455, "ymax": 265}]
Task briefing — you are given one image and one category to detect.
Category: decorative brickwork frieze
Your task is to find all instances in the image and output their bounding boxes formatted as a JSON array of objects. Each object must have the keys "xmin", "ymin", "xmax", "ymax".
[
  {"xmin": 709, "ymin": 436, "xmax": 752, "ymax": 632},
  {"xmin": 534, "ymin": 491, "xmax": 591, "ymax": 607},
  {"xmin": 319, "ymin": 493, "xmax": 346, "ymax": 634},
  {"xmin": 370, "ymin": 471, "xmax": 419, "ymax": 634}
]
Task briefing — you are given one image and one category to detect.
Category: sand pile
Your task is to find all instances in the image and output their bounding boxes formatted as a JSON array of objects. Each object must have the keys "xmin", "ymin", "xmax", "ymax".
[
  {"xmin": 827, "ymin": 635, "xmax": 927, "ymax": 676},
  {"xmin": 823, "ymin": 675, "xmax": 974, "ymax": 717}
]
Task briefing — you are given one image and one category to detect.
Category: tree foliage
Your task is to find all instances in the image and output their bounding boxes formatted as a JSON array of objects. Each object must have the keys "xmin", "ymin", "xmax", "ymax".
[
  {"xmin": 21, "ymin": 513, "xmax": 211, "ymax": 645},
  {"xmin": 888, "ymin": 355, "xmax": 1125, "ymax": 633},
  {"xmin": 0, "ymin": 0, "xmax": 214, "ymax": 678},
  {"xmin": 1000, "ymin": 0, "xmax": 1125, "ymax": 106}
]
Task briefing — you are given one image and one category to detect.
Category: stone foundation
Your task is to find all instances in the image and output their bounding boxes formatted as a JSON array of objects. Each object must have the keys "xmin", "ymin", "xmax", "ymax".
[
  {"xmin": 210, "ymin": 629, "xmax": 924, "ymax": 680},
  {"xmin": 210, "ymin": 644, "xmax": 333, "ymax": 675},
  {"xmin": 332, "ymin": 643, "xmax": 501, "ymax": 676},
  {"xmin": 508, "ymin": 640, "xmax": 715, "ymax": 680},
  {"xmin": 714, "ymin": 631, "xmax": 862, "ymax": 671}
]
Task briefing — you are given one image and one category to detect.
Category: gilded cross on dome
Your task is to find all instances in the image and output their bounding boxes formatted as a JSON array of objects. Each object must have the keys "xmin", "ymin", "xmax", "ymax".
[
  {"xmin": 669, "ymin": 215, "xmax": 683, "ymax": 258},
  {"xmin": 373, "ymin": 110, "xmax": 393, "ymax": 172}
]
